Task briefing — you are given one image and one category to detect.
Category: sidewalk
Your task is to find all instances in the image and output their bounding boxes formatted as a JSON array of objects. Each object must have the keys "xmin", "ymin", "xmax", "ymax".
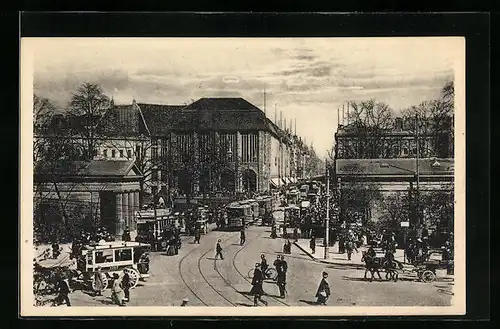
[{"xmin": 293, "ymin": 239, "xmax": 405, "ymax": 266}]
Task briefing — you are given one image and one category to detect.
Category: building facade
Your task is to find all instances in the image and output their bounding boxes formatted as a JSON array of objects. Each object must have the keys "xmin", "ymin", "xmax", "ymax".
[
  {"xmin": 95, "ymin": 98, "xmax": 314, "ymax": 203},
  {"xmin": 333, "ymin": 114, "xmax": 454, "ymax": 228}
]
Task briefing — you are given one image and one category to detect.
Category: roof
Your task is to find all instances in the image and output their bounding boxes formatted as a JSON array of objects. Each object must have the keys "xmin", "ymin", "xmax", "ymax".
[
  {"xmin": 170, "ymin": 98, "xmax": 281, "ymax": 136},
  {"xmin": 82, "ymin": 241, "xmax": 150, "ymax": 250},
  {"xmin": 35, "ymin": 159, "xmax": 142, "ymax": 178},
  {"xmin": 336, "ymin": 158, "xmax": 454, "ymax": 176},
  {"xmin": 137, "ymin": 103, "xmax": 185, "ymax": 135}
]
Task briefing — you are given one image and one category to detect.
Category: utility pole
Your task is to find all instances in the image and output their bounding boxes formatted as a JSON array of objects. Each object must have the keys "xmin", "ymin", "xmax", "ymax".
[
  {"xmin": 415, "ymin": 113, "xmax": 420, "ymax": 228},
  {"xmin": 324, "ymin": 160, "xmax": 330, "ymax": 260}
]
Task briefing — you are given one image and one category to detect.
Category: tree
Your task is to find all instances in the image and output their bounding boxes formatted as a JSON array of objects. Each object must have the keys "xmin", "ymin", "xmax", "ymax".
[
  {"xmin": 401, "ymin": 81, "xmax": 454, "ymax": 158},
  {"xmin": 379, "ymin": 191, "xmax": 412, "ymax": 231},
  {"xmin": 338, "ymin": 163, "xmax": 382, "ymax": 225},
  {"xmin": 69, "ymin": 83, "xmax": 112, "ymax": 160},
  {"xmin": 345, "ymin": 99, "xmax": 395, "ymax": 158}
]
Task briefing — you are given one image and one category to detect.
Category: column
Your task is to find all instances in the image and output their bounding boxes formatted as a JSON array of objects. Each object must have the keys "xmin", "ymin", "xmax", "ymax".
[
  {"xmin": 115, "ymin": 193, "xmax": 124, "ymax": 238},
  {"xmin": 122, "ymin": 192, "xmax": 129, "ymax": 231},
  {"xmin": 236, "ymin": 131, "xmax": 242, "ymax": 192},
  {"xmin": 128, "ymin": 192, "xmax": 134, "ymax": 229},
  {"xmin": 133, "ymin": 191, "xmax": 140, "ymax": 229}
]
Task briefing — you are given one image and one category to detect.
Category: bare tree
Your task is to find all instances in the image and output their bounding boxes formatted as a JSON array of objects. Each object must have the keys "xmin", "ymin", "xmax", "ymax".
[
  {"xmin": 69, "ymin": 83, "xmax": 112, "ymax": 160},
  {"xmin": 401, "ymin": 81, "xmax": 454, "ymax": 158},
  {"xmin": 346, "ymin": 99, "xmax": 395, "ymax": 158}
]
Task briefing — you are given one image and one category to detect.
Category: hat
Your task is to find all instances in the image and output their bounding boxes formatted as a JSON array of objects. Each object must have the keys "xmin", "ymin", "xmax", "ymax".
[
  {"xmin": 182, "ymin": 298, "xmax": 189, "ymax": 302},
  {"xmin": 255, "ymin": 263, "xmax": 260, "ymax": 267},
  {"xmin": 322, "ymin": 271, "xmax": 328, "ymax": 276}
]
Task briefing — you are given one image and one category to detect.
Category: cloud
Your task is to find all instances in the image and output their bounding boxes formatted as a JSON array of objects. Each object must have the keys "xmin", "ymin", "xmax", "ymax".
[{"xmin": 29, "ymin": 37, "xmax": 461, "ymax": 156}]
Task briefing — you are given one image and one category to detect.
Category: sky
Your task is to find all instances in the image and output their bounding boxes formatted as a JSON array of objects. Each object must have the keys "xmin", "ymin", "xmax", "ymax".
[{"xmin": 27, "ymin": 37, "xmax": 463, "ymax": 157}]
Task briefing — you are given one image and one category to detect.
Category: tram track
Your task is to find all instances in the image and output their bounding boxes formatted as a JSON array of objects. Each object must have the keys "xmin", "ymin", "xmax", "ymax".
[
  {"xmin": 178, "ymin": 232, "xmax": 234, "ymax": 306},
  {"xmin": 207, "ymin": 225, "xmax": 291, "ymax": 307}
]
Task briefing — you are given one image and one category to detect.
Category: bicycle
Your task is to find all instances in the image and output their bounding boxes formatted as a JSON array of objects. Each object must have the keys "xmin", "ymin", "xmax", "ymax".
[{"xmin": 247, "ymin": 267, "xmax": 278, "ymax": 281}]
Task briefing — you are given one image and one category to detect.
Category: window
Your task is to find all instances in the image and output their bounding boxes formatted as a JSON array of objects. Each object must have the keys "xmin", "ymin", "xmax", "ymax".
[
  {"xmin": 95, "ymin": 250, "xmax": 114, "ymax": 263},
  {"xmin": 111, "ymin": 150, "xmax": 116, "ymax": 158},
  {"xmin": 114, "ymin": 248, "xmax": 132, "ymax": 262},
  {"xmin": 119, "ymin": 149, "xmax": 124, "ymax": 158},
  {"xmin": 103, "ymin": 149, "xmax": 108, "ymax": 158},
  {"xmin": 127, "ymin": 149, "xmax": 132, "ymax": 158}
]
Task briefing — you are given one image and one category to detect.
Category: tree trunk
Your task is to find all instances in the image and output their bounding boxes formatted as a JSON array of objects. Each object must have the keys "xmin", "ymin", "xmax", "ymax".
[{"xmin": 52, "ymin": 182, "xmax": 71, "ymax": 239}]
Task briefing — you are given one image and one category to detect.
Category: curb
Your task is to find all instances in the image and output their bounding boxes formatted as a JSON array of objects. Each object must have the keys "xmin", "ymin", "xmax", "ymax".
[{"xmin": 293, "ymin": 242, "xmax": 338, "ymax": 265}]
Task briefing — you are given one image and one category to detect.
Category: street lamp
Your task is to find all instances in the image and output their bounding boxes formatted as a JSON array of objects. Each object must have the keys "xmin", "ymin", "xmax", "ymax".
[{"xmin": 324, "ymin": 159, "xmax": 331, "ymax": 260}]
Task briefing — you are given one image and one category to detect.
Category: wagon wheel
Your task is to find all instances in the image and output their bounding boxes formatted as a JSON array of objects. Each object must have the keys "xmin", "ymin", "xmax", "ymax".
[
  {"xmin": 392, "ymin": 271, "xmax": 399, "ymax": 282},
  {"xmin": 160, "ymin": 241, "xmax": 167, "ymax": 250},
  {"xmin": 421, "ymin": 270, "xmax": 436, "ymax": 283},
  {"xmin": 124, "ymin": 268, "xmax": 140, "ymax": 289},
  {"xmin": 91, "ymin": 274, "xmax": 109, "ymax": 292},
  {"xmin": 267, "ymin": 268, "xmax": 278, "ymax": 281}
]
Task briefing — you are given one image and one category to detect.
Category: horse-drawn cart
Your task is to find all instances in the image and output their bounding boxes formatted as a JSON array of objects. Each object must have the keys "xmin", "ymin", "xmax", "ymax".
[
  {"xmin": 407, "ymin": 249, "xmax": 451, "ymax": 283},
  {"xmin": 72, "ymin": 241, "xmax": 151, "ymax": 292}
]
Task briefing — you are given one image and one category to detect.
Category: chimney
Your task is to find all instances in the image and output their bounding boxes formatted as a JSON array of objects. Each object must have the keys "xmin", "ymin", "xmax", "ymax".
[{"xmin": 280, "ymin": 111, "xmax": 283, "ymax": 130}]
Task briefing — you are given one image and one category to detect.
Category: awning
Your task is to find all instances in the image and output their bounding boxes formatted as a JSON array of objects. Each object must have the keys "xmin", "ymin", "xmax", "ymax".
[
  {"xmin": 271, "ymin": 178, "xmax": 281, "ymax": 188},
  {"xmin": 286, "ymin": 177, "xmax": 292, "ymax": 184},
  {"xmin": 281, "ymin": 178, "xmax": 287, "ymax": 185}
]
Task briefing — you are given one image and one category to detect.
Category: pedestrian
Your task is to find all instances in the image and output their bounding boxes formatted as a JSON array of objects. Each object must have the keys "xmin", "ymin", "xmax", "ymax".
[
  {"xmin": 293, "ymin": 227, "xmax": 299, "ymax": 242},
  {"xmin": 122, "ymin": 269, "xmax": 131, "ymax": 302},
  {"xmin": 345, "ymin": 240, "xmax": 354, "ymax": 261},
  {"xmin": 276, "ymin": 267, "xmax": 287, "ymax": 298},
  {"xmin": 260, "ymin": 254, "xmax": 268, "ymax": 276},
  {"xmin": 51, "ymin": 239, "xmax": 60, "ymax": 259},
  {"xmin": 180, "ymin": 298, "xmax": 188, "ymax": 306},
  {"xmin": 273, "ymin": 255, "xmax": 282, "ymax": 273},
  {"xmin": 93, "ymin": 266, "xmax": 105, "ymax": 296},
  {"xmin": 122, "ymin": 226, "xmax": 131, "ymax": 242},
  {"xmin": 215, "ymin": 239, "xmax": 224, "ymax": 260},
  {"xmin": 240, "ymin": 229, "xmax": 246, "ymax": 246},
  {"xmin": 310, "ymin": 236, "xmax": 316, "ymax": 254},
  {"xmin": 250, "ymin": 263, "xmax": 268, "ymax": 306},
  {"xmin": 283, "ymin": 226, "xmax": 288, "ymax": 239},
  {"xmin": 315, "ymin": 271, "xmax": 331, "ymax": 305},
  {"xmin": 194, "ymin": 228, "xmax": 201, "ymax": 244},
  {"xmin": 111, "ymin": 273, "xmax": 125, "ymax": 306},
  {"xmin": 270, "ymin": 225, "xmax": 277, "ymax": 239},
  {"xmin": 55, "ymin": 275, "xmax": 71, "ymax": 306}
]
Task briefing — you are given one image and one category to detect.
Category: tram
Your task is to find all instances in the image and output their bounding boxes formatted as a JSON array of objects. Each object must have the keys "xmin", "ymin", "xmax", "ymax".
[{"xmin": 226, "ymin": 203, "xmax": 253, "ymax": 230}]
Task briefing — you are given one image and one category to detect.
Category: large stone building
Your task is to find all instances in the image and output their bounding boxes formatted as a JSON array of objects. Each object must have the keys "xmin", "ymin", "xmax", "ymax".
[
  {"xmin": 34, "ymin": 159, "xmax": 143, "ymax": 240},
  {"xmin": 96, "ymin": 98, "xmax": 316, "ymax": 203},
  {"xmin": 333, "ymin": 114, "xmax": 454, "ymax": 229}
]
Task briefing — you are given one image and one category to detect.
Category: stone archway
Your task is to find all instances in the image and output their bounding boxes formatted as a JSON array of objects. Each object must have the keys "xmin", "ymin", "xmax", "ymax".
[{"xmin": 242, "ymin": 169, "xmax": 257, "ymax": 193}]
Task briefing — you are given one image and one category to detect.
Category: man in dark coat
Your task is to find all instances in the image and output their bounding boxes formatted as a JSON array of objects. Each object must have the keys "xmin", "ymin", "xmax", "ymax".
[
  {"xmin": 122, "ymin": 270, "xmax": 131, "ymax": 302},
  {"xmin": 122, "ymin": 226, "xmax": 131, "ymax": 242},
  {"xmin": 276, "ymin": 255, "xmax": 288, "ymax": 298},
  {"xmin": 240, "ymin": 229, "xmax": 246, "ymax": 246},
  {"xmin": 55, "ymin": 276, "xmax": 71, "ymax": 306},
  {"xmin": 250, "ymin": 263, "xmax": 268, "ymax": 306},
  {"xmin": 273, "ymin": 255, "xmax": 282, "ymax": 273},
  {"xmin": 315, "ymin": 272, "xmax": 330, "ymax": 305},
  {"xmin": 293, "ymin": 227, "xmax": 299, "ymax": 242},
  {"xmin": 194, "ymin": 228, "xmax": 201, "ymax": 244},
  {"xmin": 215, "ymin": 239, "xmax": 224, "ymax": 260},
  {"xmin": 310, "ymin": 236, "xmax": 316, "ymax": 254}
]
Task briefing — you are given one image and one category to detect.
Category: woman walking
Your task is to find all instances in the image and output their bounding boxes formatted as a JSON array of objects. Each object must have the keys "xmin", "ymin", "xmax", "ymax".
[
  {"xmin": 315, "ymin": 272, "xmax": 331, "ymax": 305},
  {"xmin": 93, "ymin": 266, "xmax": 105, "ymax": 296},
  {"xmin": 110, "ymin": 273, "xmax": 125, "ymax": 306}
]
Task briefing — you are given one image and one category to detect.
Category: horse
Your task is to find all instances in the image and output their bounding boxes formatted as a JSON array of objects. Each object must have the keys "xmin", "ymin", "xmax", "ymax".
[{"xmin": 361, "ymin": 251, "xmax": 383, "ymax": 282}]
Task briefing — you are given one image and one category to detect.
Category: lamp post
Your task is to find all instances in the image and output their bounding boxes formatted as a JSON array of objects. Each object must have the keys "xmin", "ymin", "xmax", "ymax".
[{"xmin": 324, "ymin": 159, "xmax": 330, "ymax": 260}]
